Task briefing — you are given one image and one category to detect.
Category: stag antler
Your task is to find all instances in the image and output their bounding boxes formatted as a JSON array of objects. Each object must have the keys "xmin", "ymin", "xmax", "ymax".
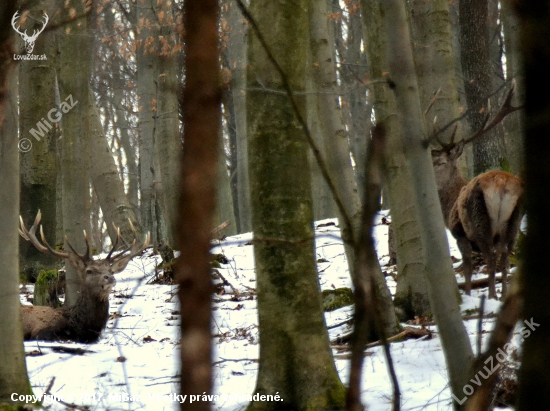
[
  {"xmin": 107, "ymin": 232, "xmax": 150, "ymax": 271},
  {"xmin": 19, "ymin": 210, "xmax": 70, "ymax": 259},
  {"xmin": 20, "ymin": 210, "xmax": 92, "ymax": 262},
  {"xmin": 461, "ymin": 84, "xmax": 522, "ymax": 146},
  {"xmin": 432, "ymin": 84, "xmax": 522, "ymax": 152}
]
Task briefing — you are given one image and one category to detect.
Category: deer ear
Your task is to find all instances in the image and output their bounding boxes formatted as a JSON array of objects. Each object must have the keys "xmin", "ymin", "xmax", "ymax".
[
  {"xmin": 67, "ymin": 252, "xmax": 86, "ymax": 277},
  {"xmin": 450, "ymin": 141, "xmax": 464, "ymax": 160}
]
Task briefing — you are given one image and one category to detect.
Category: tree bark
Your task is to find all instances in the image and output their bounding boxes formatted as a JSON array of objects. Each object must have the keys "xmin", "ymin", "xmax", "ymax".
[
  {"xmin": 88, "ymin": 91, "xmax": 143, "ymax": 244},
  {"xmin": 154, "ymin": 1, "xmax": 181, "ymax": 245},
  {"xmin": 380, "ymin": 0, "xmax": 474, "ymax": 406},
  {"xmin": 459, "ymin": 0, "xmax": 506, "ymax": 174},
  {"xmin": 18, "ymin": 5, "xmax": 58, "ymax": 281},
  {"xmin": 501, "ymin": 0, "xmax": 524, "ymax": 175},
  {"xmin": 361, "ymin": 0, "xmax": 431, "ymax": 319},
  {"xmin": 244, "ymin": 0, "xmax": 346, "ymax": 409},
  {"xmin": 176, "ymin": 0, "xmax": 220, "ymax": 409},
  {"xmin": 57, "ymin": 1, "xmax": 92, "ymax": 305},
  {"xmin": 0, "ymin": 38, "xmax": 31, "ymax": 405},
  {"xmin": 222, "ymin": 0, "xmax": 250, "ymax": 233}
]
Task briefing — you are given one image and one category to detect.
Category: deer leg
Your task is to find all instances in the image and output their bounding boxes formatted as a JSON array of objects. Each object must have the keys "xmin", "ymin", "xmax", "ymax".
[
  {"xmin": 478, "ymin": 243, "xmax": 496, "ymax": 299},
  {"xmin": 499, "ymin": 252, "xmax": 509, "ymax": 300},
  {"xmin": 456, "ymin": 236, "xmax": 473, "ymax": 295}
]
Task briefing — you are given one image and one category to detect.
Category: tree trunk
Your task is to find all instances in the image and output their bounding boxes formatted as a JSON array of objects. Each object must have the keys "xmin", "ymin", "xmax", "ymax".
[
  {"xmin": 0, "ymin": 45, "xmax": 31, "ymax": 405},
  {"xmin": 501, "ymin": 0, "xmax": 524, "ymax": 175},
  {"xmin": 57, "ymin": 1, "xmax": 92, "ymax": 305},
  {"xmin": 379, "ymin": 0, "xmax": 474, "ymax": 406},
  {"xmin": 361, "ymin": 0, "xmax": 431, "ymax": 319},
  {"xmin": 176, "ymin": 0, "xmax": 220, "ymax": 408},
  {"xmin": 18, "ymin": 5, "xmax": 58, "ymax": 282},
  {"xmin": 516, "ymin": 1, "xmax": 550, "ymax": 408},
  {"xmin": 154, "ymin": 2, "xmax": 181, "ymax": 245},
  {"xmin": 216, "ymin": 134, "xmax": 237, "ymax": 236},
  {"xmin": 306, "ymin": 78, "xmax": 336, "ymax": 221},
  {"xmin": 245, "ymin": 0, "xmax": 346, "ymax": 409},
  {"xmin": 136, "ymin": 0, "xmax": 160, "ymax": 241},
  {"xmin": 342, "ymin": 9, "xmax": 371, "ymax": 196},
  {"xmin": 222, "ymin": 0, "xmax": 250, "ymax": 233},
  {"xmin": 460, "ymin": 0, "xmax": 505, "ymax": 174},
  {"xmin": 88, "ymin": 91, "xmax": 143, "ymax": 244}
]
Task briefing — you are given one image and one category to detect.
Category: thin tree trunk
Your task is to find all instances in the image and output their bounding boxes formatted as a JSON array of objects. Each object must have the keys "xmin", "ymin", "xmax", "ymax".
[
  {"xmin": 88, "ymin": 91, "xmax": 143, "ymax": 244},
  {"xmin": 223, "ymin": 0, "xmax": 250, "ymax": 233},
  {"xmin": 361, "ymin": 0, "xmax": 431, "ymax": 319},
  {"xmin": 501, "ymin": 0, "xmax": 524, "ymax": 175},
  {"xmin": 310, "ymin": 0, "xmax": 399, "ymax": 336},
  {"xmin": 380, "ymin": 0, "xmax": 474, "ymax": 406},
  {"xmin": 57, "ymin": 1, "xmax": 92, "ymax": 305},
  {"xmin": 0, "ymin": 42, "xmax": 31, "ymax": 405},
  {"xmin": 155, "ymin": 2, "xmax": 181, "ymax": 245},
  {"xmin": 176, "ymin": 0, "xmax": 220, "ymax": 409},
  {"xmin": 136, "ymin": 0, "xmax": 159, "ymax": 239}
]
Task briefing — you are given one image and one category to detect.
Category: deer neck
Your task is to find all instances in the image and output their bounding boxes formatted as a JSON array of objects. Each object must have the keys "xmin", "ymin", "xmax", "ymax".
[
  {"xmin": 437, "ymin": 173, "xmax": 467, "ymax": 225},
  {"xmin": 67, "ymin": 292, "xmax": 110, "ymax": 343}
]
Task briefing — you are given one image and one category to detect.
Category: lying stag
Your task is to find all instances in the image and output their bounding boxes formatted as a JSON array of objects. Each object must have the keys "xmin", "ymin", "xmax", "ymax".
[
  {"xmin": 20, "ymin": 211, "xmax": 149, "ymax": 342},
  {"xmin": 431, "ymin": 90, "xmax": 523, "ymax": 299}
]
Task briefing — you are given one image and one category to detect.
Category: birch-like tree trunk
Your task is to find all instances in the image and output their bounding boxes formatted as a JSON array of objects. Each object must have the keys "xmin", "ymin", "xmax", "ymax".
[
  {"xmin": 246, "ymin": 0, "xmax": 346, "ymax": 408},
  {"xmin": 361, "ymin": 0, "xmax": 431, "ymax": 319},
  {"xmin": 88, "ymin": 92, "xmax": 143, "ymax": 244},
  {"xmin": 380, "ymin": 0, "xmax": 474, "ymax": 405},
  {"xmin": 310, "ymin": 0, "xmax": 398, "ymax": 335}
]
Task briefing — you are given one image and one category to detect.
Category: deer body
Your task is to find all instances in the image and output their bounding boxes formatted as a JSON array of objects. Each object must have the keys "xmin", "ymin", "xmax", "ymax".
[
  {"xmin": 19, "ymin": 211, "xmax": 149, "ymax": 343},
  {"xmin": 432, "ymin": 145, "xmax": 523, "ymax": 299}
]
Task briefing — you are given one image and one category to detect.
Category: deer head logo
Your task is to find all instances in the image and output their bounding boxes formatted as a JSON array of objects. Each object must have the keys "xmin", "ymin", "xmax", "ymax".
[{"xmin": 11, "ymin": 10, "xmax": 49, "ymax": 54}]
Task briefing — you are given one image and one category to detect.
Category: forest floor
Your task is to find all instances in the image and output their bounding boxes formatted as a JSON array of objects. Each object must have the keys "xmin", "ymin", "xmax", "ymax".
[{"xmin": 19, "ymin": 212, "xmax": 521, "ymax": 411}]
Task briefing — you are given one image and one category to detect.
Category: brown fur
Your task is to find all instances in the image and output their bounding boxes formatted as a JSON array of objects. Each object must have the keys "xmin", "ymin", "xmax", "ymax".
[
  {"xmin": 432, "ymin": 145, "xmax": 523, "ymax": 299},
  {"xmin": 19, "ymin": 212, "xmax": 149, "ymax": 342}
]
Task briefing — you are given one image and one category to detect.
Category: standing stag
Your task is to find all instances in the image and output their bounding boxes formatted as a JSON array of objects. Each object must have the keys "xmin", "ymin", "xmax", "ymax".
[
  {"xmin": 431, "ymin": 87, "xmax": 523, "ymax": 299},
  {"xmin": 19, "ymin": 211, "xmax": 149, "ymax": 342}
]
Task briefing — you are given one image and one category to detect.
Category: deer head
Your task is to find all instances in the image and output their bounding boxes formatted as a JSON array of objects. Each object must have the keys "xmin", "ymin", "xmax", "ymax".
[
  {"xmin": 19, "ymin": 211, "xmax": 150, "ymax": 342},
  {"xmin": 11, "ymin": 10, "xmax": 49, "ymax": 54},
  {"xmin": 19, "ymin": 210, "xmax": 150, "ymax": 299}
]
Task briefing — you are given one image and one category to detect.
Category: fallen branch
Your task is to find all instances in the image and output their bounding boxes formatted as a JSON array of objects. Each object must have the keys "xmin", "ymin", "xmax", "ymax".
[
  {"xmin": 212, "ymin": 221, "xmax": 231, "ymax": 235},
  {"xmin": 332, "ymin": 326, "xmax": 431, "ymax": 348},
  {"xmin": 457, "ymin": 273, "xmax": 510, "ymax": 291}
]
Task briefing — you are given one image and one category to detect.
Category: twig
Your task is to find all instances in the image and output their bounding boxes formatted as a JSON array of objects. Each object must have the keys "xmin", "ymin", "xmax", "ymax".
[
  {"xmin": 212, "ymin": 357, "xmax": 259, "ymax": 366},
  {"xmin": 347, "ymin": 125, "xmax": 400, "ymax": 411},
  {"xmin": 235, "ymin": 0, "xmax": 356, "ymax": 246},
  {"xmin": 476, "ymin": 294, "xmax": 486, "ymax": 357},
  {"xmin": 424, "ymin": 87, "xmax": 442, "ymax": 116},
  {"xmin": 464, "ymin": 289, "xmax": 521, "ymax": 410},
  {"xmin": 40, "ymin": 376, "xmax": 56, "ymax": 403},
  {"xmin": 212, "ymin": 221, "xmax": 231, "ymax": 235}
]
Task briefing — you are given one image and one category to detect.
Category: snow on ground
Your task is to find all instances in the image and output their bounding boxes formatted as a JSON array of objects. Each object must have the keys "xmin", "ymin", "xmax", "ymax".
[{"xmin": 18, "ymin": 213, "xmax": 522, "ymax": 411}]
